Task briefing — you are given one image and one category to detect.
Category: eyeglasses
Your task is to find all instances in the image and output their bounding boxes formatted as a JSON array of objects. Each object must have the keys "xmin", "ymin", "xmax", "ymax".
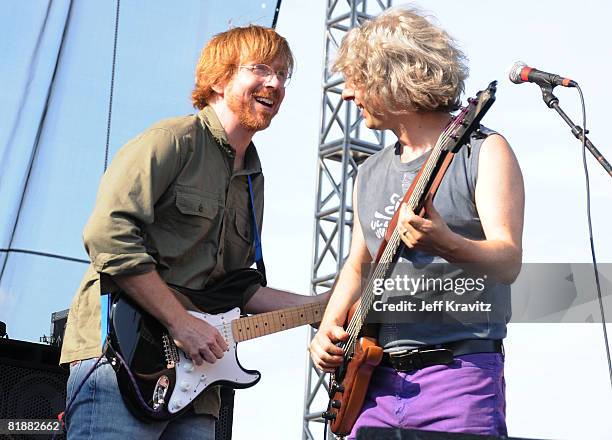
[{"xmin": 238, "ymin": 64, "xmax": 291, "ymax": 87}]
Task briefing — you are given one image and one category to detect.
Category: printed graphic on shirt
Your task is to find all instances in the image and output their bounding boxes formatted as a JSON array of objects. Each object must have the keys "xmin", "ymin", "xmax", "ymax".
[
  {"xmin": 371, "ymin": 193, "xmax": 400, "ymax": 239},
  {"xmin": 370, "ymin": 172, "xmax": 415, "ymax": 239}
]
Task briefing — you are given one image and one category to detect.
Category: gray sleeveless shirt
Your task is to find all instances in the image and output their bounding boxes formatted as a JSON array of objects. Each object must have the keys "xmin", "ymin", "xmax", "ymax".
[{"xmin": 356, "ymin": 127, "xmax": 510, "ymax": 350}]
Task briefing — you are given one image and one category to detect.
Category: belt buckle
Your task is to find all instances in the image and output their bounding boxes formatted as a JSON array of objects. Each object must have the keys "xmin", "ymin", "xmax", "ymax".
[
  {"xmin": 388, "ymin": 348, "xmax": 417, "ymax": 359},
  {"xmin": 388, "ymin": 348, "xmax": 454, "ymax": 371},
  {"xmin": 389, "ymin": 349, "xmax": 406, "ymax": 359},
  {"xmin": 388, "ymin": 349, "xmax": 422, "ymax": 371}
]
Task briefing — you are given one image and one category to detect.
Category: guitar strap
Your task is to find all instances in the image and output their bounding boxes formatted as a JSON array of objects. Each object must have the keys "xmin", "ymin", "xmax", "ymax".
[{"xmin": 247, "ymin": 175, "xmax": 267, "ymax": 286}]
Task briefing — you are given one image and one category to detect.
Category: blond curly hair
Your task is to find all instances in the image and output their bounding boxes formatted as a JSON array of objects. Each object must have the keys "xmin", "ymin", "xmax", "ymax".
[{"xmin": 333, "ymin": 6, "xmax": 468, "ymax": 113}]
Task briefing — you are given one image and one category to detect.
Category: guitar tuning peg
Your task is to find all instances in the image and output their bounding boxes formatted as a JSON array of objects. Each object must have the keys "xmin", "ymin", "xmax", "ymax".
[
  {"xmin": 331, "ymin": 382, "xmax": 345, "ymax": 393},
  {"xmin": 322, "ymin": 411, "xmax": 337, "ymax": 421}
]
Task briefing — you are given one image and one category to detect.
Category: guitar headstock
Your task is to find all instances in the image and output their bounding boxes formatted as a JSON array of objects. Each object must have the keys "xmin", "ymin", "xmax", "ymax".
[{"xmin": 443, "ymin": 80, "xmax": 497, "ymax": 153}]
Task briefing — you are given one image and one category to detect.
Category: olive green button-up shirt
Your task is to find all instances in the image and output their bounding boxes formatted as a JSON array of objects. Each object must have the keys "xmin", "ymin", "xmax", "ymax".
[{"xmin": 60, "ymin": 106, "xmax": 265, "ymax": 416}]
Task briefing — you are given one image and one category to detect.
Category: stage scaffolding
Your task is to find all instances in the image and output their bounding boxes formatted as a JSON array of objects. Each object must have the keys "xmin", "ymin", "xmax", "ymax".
[{"xmin": 302, "ymin": 1, "xmax": 392, "ymax": 439}]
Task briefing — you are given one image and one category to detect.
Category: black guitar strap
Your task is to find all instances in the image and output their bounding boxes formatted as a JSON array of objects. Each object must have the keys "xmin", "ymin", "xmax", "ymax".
[{"xmin": 171, "ymin": 268, "xmax": 264, "ymax": 314}]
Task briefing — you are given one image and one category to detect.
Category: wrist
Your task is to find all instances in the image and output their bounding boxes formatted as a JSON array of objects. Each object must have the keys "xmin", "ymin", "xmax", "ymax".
[
  {"xmin": 439, "ymin": 230, "xmax": 462, "ymax": 260},
  {"xmin": 165, "ymin": 308, "xmax": 191, "ymax": 333},
  {"xmin": 320, "ymin": 317, "xmax": 343, "ymax": 332}
]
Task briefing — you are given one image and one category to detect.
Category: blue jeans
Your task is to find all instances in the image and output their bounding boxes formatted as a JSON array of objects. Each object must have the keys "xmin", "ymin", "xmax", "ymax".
[{"xmin": 65, "ymin": 357, "xmax": 215, "ymax": 440}]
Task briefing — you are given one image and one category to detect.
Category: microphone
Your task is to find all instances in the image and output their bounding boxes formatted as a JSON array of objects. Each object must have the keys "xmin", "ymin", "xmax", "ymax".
[{"xmin": 509, "ymin": 61, "xmax": 577, "ymax": 88}]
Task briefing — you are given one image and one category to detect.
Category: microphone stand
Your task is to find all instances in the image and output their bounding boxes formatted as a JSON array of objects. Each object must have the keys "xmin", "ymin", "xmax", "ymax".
[
  {"xmin": 541, "ymin": 83, "xmax": 612, "ymax": 390},
  {"xmin": 539, "ymin": 85, "xmax": 612, "ymax": 178}
]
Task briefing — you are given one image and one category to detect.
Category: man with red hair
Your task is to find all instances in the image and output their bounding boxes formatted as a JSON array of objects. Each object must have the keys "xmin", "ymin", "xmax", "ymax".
[{"xmin": 61, "ymin": 26, "xmax": 321, "ymax": 439}]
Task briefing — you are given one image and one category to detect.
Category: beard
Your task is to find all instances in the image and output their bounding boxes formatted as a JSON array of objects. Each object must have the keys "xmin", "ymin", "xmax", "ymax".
[{"xmin": 227, "ymin": 91, "xmax": 279, "ymax": 132}]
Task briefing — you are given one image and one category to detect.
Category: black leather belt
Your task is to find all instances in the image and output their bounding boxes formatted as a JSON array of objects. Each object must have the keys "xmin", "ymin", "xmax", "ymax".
[{"xmin": 380, "ymin": 339, "xmax": 503, "ymax": 372}]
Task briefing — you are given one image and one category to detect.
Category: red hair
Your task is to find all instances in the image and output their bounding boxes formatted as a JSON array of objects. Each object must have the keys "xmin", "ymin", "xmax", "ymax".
[{"xmin": 192, "ymin": 26, "xmax": 294, "ymax": 109}]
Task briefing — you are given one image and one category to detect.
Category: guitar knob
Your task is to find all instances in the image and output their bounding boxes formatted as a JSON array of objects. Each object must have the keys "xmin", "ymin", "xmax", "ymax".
[
  {"xmin": 322, "ymin": 411, "xmax": 337, "ymax": 421},
  {"xmin": 172, "ymin": 399, "xmax": 184, "ymax": 410},
  {"xmin": 183, "ymin": 362, "xmax": 194, "ymax": 372},
  {"xmin": 180, "ymin": 381, "xmax": 191, "ymax": 391},
  {"xmin": 331, "ymin": 400, "xmax": 341, "ymax": 409}
]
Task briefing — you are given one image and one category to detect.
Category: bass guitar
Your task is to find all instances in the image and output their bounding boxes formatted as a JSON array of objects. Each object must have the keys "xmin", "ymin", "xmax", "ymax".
[
  {"xmin": 105, "ymin": 270, "xmax": 326, "ymax": 421},
  {"xmin": 322, "ymin": 81, "xmax": 498, "ymax": 435}
]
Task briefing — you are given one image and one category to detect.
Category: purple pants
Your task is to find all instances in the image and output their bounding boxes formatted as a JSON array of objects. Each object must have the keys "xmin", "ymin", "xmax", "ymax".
[{"xmin": 349, "ymin": 353, "xmax": 507, "ymax": 439}]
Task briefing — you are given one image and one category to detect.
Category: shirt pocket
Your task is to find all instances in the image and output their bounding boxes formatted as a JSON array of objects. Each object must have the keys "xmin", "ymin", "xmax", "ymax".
[
  {"xmin": 175, "ymin": 191, "xmax": 218, "ymax": 219},
  {"xmin": 231, "ymin": 210, "xmax": 251, "ymax": 243},
  {"xmin": 169, "ymin": 187, "xmax": 221, "ymax": 240},
  {"xmin": 224, "ymin": 210, "xmax": 253, "ymax": 269}
]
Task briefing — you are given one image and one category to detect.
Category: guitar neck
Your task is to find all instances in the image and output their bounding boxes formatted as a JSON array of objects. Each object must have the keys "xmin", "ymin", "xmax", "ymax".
[
  {"xmin": 343, "ymin": 113, "xmax": 466, "ymax": 347},
  {"xmin": 231, "ymin": 301, "xmax": 326, "ymax": 343}
]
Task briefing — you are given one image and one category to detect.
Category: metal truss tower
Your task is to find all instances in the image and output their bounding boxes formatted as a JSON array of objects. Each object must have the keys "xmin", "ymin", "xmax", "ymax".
[{"xmin": 302, "ymin": 1, "xmax": 392, "ymax": 439}]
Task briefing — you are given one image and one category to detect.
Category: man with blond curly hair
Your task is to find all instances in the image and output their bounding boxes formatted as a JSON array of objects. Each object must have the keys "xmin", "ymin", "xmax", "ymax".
[
  {"xmin": 310, "ymin": 6, "xmax": 524, "ymax": 438},
  {"xmin": 61, "ymin": 26, "xmax": 324, "ymax": 439}
]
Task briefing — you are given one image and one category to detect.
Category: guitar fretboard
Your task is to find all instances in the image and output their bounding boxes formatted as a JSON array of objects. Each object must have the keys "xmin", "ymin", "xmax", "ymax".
[{"xmin": 232, "ymin": 301, "xmax": 326, "ymax": 343}]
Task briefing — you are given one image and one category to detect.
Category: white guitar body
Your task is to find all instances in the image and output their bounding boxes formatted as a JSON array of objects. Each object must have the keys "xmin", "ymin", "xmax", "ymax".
[
  {"xmin": 167, "ymin": 307, "xmax": 260, "ymax": 414},
  {"xmin": 108, "ymin": 292, "xmax": 324, "ymax": 420}
]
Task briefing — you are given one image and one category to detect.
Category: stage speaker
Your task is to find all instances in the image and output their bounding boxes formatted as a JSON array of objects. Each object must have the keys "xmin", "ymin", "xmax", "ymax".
[
  {"xmin": 357, "ymin": 428, "xmax": 541, "ymax": 439},
  {"xmin": 50, "ymin": 309, "xmax": 69, "ymax": 349},
  {"xmin": 0, "ymin": 339, "xmax": 67, "ymax": 439},
  {"xmin": 215, "ymin": 386, "xmax": 235, "ymax": 440}
]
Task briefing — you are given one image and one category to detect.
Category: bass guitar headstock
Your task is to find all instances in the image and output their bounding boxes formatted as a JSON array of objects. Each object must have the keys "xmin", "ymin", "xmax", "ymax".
[{"xmin": 444, "ymin": 80, "xmax": 497, "ymax": 153}]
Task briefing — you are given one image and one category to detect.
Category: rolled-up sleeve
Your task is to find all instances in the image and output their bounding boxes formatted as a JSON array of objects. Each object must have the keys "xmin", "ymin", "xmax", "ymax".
[{"xmin": 83, "ymin": 128, "xmax": 183, "ymax": 277}]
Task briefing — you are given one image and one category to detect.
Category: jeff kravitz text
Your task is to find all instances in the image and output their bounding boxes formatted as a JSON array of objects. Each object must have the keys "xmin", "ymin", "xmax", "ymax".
[{"xmin": 371, "ymin": 273, "xmax": 493, "ymax": 313}]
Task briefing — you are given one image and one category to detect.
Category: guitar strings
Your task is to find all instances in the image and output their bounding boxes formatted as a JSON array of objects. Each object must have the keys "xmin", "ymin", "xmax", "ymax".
[
  {"xmin": 212, "ymin": 302, "xmax": 324, "ymax": 336},
  {"xmin": 341, "ymin": 106, "xmax": 470, "ymax": 354},
  {"xmin": 343, "ymin": 107, "xmax": 467, "ymax": 349},
  {"xmin": 342, "ymin": 104, "xmax": 471, "ymax": 349},
  {"xmin": 343, "ymin": 136, "xmax": 444, "ymax": 347}
]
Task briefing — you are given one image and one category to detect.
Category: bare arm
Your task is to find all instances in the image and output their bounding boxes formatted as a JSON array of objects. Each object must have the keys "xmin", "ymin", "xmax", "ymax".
[
  {"xmin": 244, "ymin": 286, "xmax": 330, "ymax": 314},
  {"xmin": 113, "ymin": 271, "xmax": 228, "ymax": 366},
  {"xmin": 309, "ymin": 181, "xmax": 373, "ymax": 372},
  {"xmin": 398, "ymin": 134, "xmax": 525, "ymax": 283}
]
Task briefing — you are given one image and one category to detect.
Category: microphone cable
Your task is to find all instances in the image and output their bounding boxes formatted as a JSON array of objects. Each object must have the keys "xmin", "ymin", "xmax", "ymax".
[{"xmin": 575, "ymin": 84, "xmax": 612, "ymax": 389}]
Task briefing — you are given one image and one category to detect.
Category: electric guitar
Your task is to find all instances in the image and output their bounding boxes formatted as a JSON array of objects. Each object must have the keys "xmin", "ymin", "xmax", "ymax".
[
  {"xmin": 322, "ymin": 81, "xmax": 499, "ymax": 435},
  {"xmin": 105, "ymin": 270, "xmax": 326, "ymax": 421}
]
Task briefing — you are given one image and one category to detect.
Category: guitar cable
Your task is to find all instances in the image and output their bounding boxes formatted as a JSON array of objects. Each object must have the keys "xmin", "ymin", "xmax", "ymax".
[
  {"xmin": 52, "ymin": 352, "xmax": 105, "ymax": 439},
  {"xmin": 105, "ymin": 343, "xmax": 171, "ymax": 419},
  {"xmin": 323, "ymin": 407, "xmax": 329, "ymax": 440}
]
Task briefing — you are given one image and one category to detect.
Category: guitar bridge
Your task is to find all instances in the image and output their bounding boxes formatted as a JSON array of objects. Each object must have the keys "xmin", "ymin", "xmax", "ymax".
[{"xmin": 162, "ymin": 334, "xmax": 180, "ymax": 368}]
